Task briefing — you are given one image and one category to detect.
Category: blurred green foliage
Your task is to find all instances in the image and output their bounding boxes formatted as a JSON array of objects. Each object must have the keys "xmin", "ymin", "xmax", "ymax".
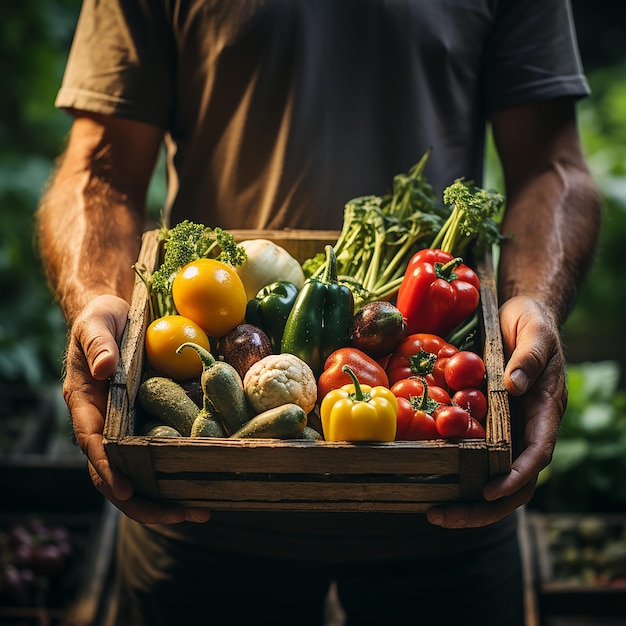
[
  {"xmin": 533, "ymin": 361, "xmax": 626, "ymax": 511},
  {"xmin": 559, "ymin": 68, "xmax": 626, "ymax": 386},
  {"xmin": 0, "ymin": 0, "xmax": 80, "ymax": 388}
]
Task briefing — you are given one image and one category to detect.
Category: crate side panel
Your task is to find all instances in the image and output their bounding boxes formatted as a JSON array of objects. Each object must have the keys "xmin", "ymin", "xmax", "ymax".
[
  {"xmin": 103, "ymin": 440, "xmax": 161, "ymax": 500},
  {"xmin": 145, "ymin": 439, "xmax": 463, "ymax": 475},
  {"xmin": 157, "ymin": 479, "xmax": 460, "ymax": 504},
  {"xmin": 176, "ymin": 500, "xmax": 437, "ymax": 513},
  {"xmin": 104, "ymin": 383, "xmax": 131, "ymax": 440},
  {"xmin": 476, "ymin": 252, "xmax": 512, "ymax": 477},
  {"xmin": 457, "ymin": 442, "xmax": 489, "ymax": 500},
  {"xmin": 105, "ymin": 229, "xmax": 161, "ymax": 441}
]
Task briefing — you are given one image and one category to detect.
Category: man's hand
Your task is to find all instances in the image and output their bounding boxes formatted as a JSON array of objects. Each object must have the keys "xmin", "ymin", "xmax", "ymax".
[
  {"xmin": 426, "ymin": 295, "xmax": 566, "ymax": 528},
  {"xmin": 65, "ymin": 294, "xmax": 211, "ymax": 525}
]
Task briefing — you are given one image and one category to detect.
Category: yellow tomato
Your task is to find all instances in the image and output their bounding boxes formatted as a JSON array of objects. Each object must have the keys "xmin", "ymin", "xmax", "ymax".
[
  {"xmin": 172, "ymin": 258, "xmax": 247, "ymax": 337},
  {"xmin": 145, "ymin": 315, "xmax": 211, "ymax": 380}
]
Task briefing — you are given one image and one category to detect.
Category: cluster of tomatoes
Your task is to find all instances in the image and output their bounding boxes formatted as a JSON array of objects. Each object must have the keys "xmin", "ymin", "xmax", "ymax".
[{"xmin": 385, "ymin": 333, "xmax": 488, "ymax": 440}]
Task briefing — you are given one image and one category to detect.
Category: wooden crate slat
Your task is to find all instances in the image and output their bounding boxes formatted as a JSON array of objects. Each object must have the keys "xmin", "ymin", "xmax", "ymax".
[
  {"xmin": 487, "ymin": 443, "xmax": 514, "ymax": 479},
  {"xmin": 104, "ymin": 440, "xmax": 161, "ymax": 500},
  {"xmin": 103, "ymin": 382, "xmax": 130, "ymax": 440},
  {"xmin": 174, "ymin": 501, "xmax": 436, "ymax": 513},
  {"xmin": 476, "ymin": 251, "xmax": 506, "ymax": 392},
  {"xmin": 458, "ymin": 441, "xmax": 489, "ymax": 500},
  {"xmin": 476, "ymin": 251, "xmax": 512, "ymax": 478},
  {"xmin": 157, "ymin": 478, "xmax": 461, "ymax": 503},
  {"xmin": 105, "ymin": 230, "xmax": 161, "ymax": 440},
  {"xmin": 143, "ymin": 439, "xmax": 462, "ymax": 475}
]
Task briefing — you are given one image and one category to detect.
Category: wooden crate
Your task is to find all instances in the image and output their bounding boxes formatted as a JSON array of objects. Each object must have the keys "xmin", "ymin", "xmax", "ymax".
[{"xmin": 104, "ymin": 229, "xmax": 511, "ymax": 512}]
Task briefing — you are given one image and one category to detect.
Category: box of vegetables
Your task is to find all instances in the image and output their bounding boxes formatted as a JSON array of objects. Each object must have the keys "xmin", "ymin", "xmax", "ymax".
[{"xmin": 104, "ymin": 155, "xmax": 512, "ymax": 512}]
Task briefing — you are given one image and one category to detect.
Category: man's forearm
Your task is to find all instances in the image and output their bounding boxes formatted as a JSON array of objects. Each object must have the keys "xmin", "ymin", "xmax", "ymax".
[
  {"xmin": 497, "ymin": 159, "xmax": 601, "ymax": 326},
  {"xmin": 37, "ymin": 151, "xmax": 144, "ymax": 326},
  {"xmin": 493, "ymin": 100, "xmax": 602, "ymax": 326},
  {"xmin": 36, "ymin": 115, "xmax": 162, "ymax": 326}
]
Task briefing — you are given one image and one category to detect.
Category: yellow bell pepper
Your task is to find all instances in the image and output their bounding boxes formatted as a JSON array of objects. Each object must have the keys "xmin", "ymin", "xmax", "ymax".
[{"xmin": 320, "ymin": 365, "xmax": 397, "ymax": 442}]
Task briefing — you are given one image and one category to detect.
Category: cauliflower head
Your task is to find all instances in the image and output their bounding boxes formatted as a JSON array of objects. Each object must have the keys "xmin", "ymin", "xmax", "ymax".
[{"xmin": 243, "ymin": 354, "xmax": 317, "ymax": 415}]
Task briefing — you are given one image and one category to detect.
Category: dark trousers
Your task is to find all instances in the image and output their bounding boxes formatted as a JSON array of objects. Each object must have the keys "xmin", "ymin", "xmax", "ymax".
[{"xmin": 114, "ymin": 515, "xmax": 525, "ymax": 626}]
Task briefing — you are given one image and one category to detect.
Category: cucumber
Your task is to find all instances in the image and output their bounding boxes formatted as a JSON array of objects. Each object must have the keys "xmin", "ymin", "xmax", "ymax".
[
  {"xmin": 202, "ymin": 360, "xmax": 252, "ymax": 435},
  {"xmin": 137, "ymin": 377, "xmax": 199, "ymax": 437},
  {"xmin": 178, "ymin": 342, "xmax": 252, "ymax": 435},
  {"xmin": 140, "ymin": 423, "xmax": 183, "ymax": 438},
  {"xmin": 191, "ymin": 413, "xmax": 226, "ymax": 438},
  {"xmin": 300, "ymin": 426, "xmax": 323, "ymax": 441},
  {"xmin": 230, "ymin": 403, "xmax": 307, "ymax": 439}
]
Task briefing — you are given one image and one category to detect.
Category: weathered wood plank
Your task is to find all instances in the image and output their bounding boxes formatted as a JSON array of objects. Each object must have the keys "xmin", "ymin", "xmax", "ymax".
[
  {"xmin": 157, "ymin": 479, "xmax": 460, "ymax": 503},
  {"xmin": 145, "ymin": 439, "xmax": 461, "ymax": 475}
]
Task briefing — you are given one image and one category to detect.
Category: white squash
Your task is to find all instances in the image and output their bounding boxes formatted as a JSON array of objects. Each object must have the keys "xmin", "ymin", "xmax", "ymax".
[{"xmin": 235, "ymin": 239, "xmax": 306, "ymax": 300}]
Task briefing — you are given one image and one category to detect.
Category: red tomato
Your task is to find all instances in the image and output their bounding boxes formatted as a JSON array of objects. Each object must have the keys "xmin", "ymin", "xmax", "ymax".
[
  {"xmin": 387, "ymin": 333, "xmax": 458, "ymax": 386},
  {"xmin": 391, "ymin": 377, "xmax": 450, "ymax": 409},
  {"xmin": 452, "ymin": 388, "xmax": 488, "ymax": 422},
  {"xmin": 390, "ymin": 377, "xmax": 425, "ymax": 400},
  {"xmin": 396, "ymin": 397, "xmax": 416, "ymax": 439},
  {"xmin": 425, "ymin": 343, "xmax": 459, "ymax": 390},
  {"xmin": 462, "ymin": 416, "xmax": 486, "ymax": 439},
  {"xmin": 434, "ymin": 405, "xmax": 471, "ymax": 439},
  {"xmin": 427, "ymin": 385, "xmax": 451, "ymax": 406},
  {"xmin": 425, "ymin": 361, "xmax": 447, "ymax": 390},
  {"xmin": 444, "ymin": 351, "xmax": 486, "ymax": 391},
  {"xmin": 395, "ymin": 397, "xmax": 439, "ymax": 440}
]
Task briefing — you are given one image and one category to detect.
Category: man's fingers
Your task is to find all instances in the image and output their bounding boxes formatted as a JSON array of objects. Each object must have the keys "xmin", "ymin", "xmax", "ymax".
[
  {"xmin": 426, "ymin": 481, "xmax": 535, "ymax": 529},
  {"xmin": 88, "ymin": 461, "xmax": 211, "ymax": 525},
  {"xmin": 72, "ymin": 295, "xmax": 130, "ymax": 380},
  {"xmin": 499, "ymin": 297, "xmax": 560, "ymax": 397}
]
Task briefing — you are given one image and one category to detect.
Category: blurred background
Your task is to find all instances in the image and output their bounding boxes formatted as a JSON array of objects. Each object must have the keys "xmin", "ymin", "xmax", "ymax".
[{"xmin": 0, "ymin": 1, "xmax": 625, "ymax": 622}]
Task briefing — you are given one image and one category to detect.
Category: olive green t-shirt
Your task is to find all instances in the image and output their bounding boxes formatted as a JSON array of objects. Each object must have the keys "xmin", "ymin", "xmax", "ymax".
[{"xmin": 57, "ymin": 0, "xmax": 588, "ymax": 561}]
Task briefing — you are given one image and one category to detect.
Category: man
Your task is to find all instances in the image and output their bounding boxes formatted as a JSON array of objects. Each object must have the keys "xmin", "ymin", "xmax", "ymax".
[{"xmin": 37, "ymin": 1, "xmax": 601, "ymax": 623}]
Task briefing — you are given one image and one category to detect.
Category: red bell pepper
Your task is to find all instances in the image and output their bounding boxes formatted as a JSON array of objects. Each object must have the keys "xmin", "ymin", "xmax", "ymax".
[
  {"xmin": 395, "ymin": 249, "xmax": 480, "ymax": 338},
  {"xmin": 317, "ymin": 347, "xmax": 389, "ymax": 401}
]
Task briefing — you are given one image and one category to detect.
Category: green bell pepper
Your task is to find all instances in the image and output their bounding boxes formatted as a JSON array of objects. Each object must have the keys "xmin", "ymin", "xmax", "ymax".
[
  {"xmin": 245, "ymin": 280, "xmax": 300, "ymax": 352},
  {"xmin": 280, "ymin": 245, "xmax": 354, "ymax": 377}
]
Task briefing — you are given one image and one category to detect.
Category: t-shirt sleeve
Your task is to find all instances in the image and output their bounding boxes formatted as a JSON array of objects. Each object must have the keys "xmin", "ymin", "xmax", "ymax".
[
  {"xmin": 56, "ymin": 0, "xmax": 174, "ymax": 127},
  {"xmin": 484, "ymin": 0, "xmax": 590, "ymax": 113}
]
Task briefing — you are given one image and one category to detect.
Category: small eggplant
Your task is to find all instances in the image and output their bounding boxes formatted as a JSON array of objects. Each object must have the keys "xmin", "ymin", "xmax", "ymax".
[
  {"xmin": 350, "ymin": 301, "xmax": 407, "ymax": 359},
  {"xmin": 215, "ymin": 323, "xmax": 273, "ymax": 379}
]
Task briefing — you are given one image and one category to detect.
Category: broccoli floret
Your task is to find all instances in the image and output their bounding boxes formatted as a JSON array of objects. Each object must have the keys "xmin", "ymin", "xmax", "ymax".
[
  {"xmin": 149, "ymin": 220, "xmax": 246, "ymax": 315},
  {"xmin": 432, "ymin": 179, "xmax": 505, "ymax": 257},
  {"xmin": 301, "ymin": 251, "xmax": 326, "ymax": 278}
]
